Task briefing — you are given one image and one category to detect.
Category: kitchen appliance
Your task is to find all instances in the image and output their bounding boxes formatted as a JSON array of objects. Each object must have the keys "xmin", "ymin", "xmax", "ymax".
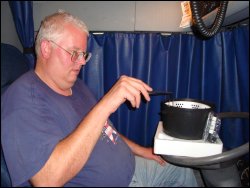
[
  {"xmin": 150, "ymin": 92, "xmax": 223, "ymax": 157},
  {"xmin": 161, "ymin": 98, "xmax": 215, "ymax": 140}
]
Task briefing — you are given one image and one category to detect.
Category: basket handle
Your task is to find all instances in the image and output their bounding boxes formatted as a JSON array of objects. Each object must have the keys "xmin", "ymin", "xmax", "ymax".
[{"xmin": 148, "ymin": 91, "xmax": 173, "ymax": 102}]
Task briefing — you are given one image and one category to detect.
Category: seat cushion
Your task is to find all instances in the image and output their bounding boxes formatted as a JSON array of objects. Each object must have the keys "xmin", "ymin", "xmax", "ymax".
[{"xmin": 1, "ymin": 43, "xmax": 29, "ymax": 94}]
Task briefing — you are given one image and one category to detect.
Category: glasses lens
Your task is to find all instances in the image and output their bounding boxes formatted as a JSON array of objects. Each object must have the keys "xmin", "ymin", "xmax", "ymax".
[
  {"xmin": 84, "ymin": 52, "xmax": 92, "ymax": 62},
  {"xmin": 71, "ymin": 51, "xmax": 79, "ymax": 62},
  {"xmin": 71, "ymin": 51, "xmax": 92, "ymax": 63}
]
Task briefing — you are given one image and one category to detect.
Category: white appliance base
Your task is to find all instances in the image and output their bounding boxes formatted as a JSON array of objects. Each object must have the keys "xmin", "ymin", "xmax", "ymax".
[{"xmin": 154, "ymin": 121, "xmax": 223, "ymax": 157}]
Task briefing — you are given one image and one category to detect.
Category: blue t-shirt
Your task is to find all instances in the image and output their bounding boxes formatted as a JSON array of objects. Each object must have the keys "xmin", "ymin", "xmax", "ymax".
[{"xmin": 1, "ymin": 70, "xmax": 135, "ymax": 187}]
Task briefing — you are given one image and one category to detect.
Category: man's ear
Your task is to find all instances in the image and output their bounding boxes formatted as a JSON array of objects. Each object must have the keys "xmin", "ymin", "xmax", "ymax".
[{"xmin": 40, "ymin": 40, "xmax": 52, "ymax": 59}]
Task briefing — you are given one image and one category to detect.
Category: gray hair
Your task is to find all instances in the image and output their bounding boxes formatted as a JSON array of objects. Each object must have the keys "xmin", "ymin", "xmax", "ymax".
[{"xmin": 35, "ymin": 9, "xmax": 89, "ymax": 56}]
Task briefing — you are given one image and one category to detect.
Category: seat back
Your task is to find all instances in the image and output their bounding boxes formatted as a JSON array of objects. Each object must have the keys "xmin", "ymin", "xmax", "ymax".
[
  {"xmin": 1, "ymin": 43, "xmax": 30, "ymax": 187},
  {"xmin": 1, "ymin": 43, "xmax": 30, "ymax": 94}
]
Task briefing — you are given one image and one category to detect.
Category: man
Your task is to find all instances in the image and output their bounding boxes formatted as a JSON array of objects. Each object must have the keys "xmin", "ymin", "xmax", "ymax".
[{"xmin": 1, "ymin": 10, "xmax": 197, "ymax": 187}]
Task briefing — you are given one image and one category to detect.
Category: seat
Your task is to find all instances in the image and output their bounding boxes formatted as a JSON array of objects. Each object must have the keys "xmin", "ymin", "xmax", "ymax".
[
  {"xmin": 1, "ymin": 43, "xmax": 30, "ymax": 187},
  {"xmin": 162, "ymin": 112, "xmax": 249, "ymax": 187},
  {"xmin": 1, "ymin": 43, "xmax": 30, "ymax": 94}
]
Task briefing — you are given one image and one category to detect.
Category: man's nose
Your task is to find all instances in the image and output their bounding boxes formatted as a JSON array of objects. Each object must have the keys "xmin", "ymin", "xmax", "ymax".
[{"xmin": 77, "ymin": 59, "xmax": 86, "ymax": 66}]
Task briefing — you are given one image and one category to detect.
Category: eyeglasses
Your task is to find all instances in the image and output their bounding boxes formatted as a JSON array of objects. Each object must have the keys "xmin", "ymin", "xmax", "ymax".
[{"xmin": 49, "ymin": 40, "xmax": 92, "ymax": 63}]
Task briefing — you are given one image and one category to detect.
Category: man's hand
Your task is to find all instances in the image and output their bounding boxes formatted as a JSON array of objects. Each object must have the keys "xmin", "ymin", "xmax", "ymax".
[
  {"xmin": 138, "ymin": 147, "xmax": 167, "ymax": 166},
  {"xmin": 101, "ymin": 75, "xmax": 153, "ymax": 114},
  {"xmin": 120, "ymin": 135, "xmax": 167, "ymax": 166}
]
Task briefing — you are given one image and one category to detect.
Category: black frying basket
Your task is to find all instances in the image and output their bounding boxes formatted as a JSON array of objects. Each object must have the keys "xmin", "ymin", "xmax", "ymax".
[{"xmin": 161, "ymin": 98, "xmax": 215, "ymax": 140}]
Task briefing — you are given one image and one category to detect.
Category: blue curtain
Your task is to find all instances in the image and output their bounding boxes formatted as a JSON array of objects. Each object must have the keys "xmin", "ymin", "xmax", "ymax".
[
  {"xmin": 80, "ymin": 26, "xmax": 249, "ymax": 149},
  {"xmin": 9, "ymin": 1, "xmax": 35, "ymax": 69}
]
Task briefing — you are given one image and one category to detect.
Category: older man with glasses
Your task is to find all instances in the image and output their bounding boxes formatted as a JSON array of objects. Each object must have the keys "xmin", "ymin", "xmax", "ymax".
[{"xmin": 1, "ymin": 10, "xmax": 198, "ymax": 187}]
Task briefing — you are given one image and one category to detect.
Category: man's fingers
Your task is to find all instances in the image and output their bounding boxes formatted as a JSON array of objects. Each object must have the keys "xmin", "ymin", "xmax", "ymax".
[
  {"xmin": 123, "ymin": 76, "xmax": 152, "ymax": 103},
  {"xmin": 104, "ymin": 75, "xmax": 153, "ymax": 113}
]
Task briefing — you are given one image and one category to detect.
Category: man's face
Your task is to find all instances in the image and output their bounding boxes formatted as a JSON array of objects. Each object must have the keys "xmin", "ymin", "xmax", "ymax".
[{"xmin": 47, "ymin": 23, "xmax": 89, "ymax": 89}]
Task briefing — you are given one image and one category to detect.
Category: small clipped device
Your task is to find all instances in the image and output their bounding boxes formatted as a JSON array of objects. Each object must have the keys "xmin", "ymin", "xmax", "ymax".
[{"xmin": 202, "ymin": 112, "xmax": 221, "ymax": 143}]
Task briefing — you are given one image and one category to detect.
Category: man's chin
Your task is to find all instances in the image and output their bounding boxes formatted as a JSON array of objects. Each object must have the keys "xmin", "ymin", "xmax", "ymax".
[{"xmin": 68, "ymin": 77, "xmax": 77, "ymax": 86}]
